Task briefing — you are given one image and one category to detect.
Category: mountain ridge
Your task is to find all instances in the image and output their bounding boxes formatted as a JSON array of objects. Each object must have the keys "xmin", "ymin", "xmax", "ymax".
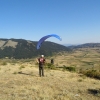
[
  {"xmin": 67, "ymin": 43, "xmax": 100, "ymax": 49},
  {"xmin": 0, "ymin": 38, "xmax": 70, "ymax": 59}
]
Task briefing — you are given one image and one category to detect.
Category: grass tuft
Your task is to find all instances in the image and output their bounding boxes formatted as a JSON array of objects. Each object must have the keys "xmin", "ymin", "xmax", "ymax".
[
  {"xmin": 19, "ymin": 65, "xmax": 25, "ymax": 70},
  {"xmin": 1, "ymin": 62, "xmax": 7, "ymax": 65}
]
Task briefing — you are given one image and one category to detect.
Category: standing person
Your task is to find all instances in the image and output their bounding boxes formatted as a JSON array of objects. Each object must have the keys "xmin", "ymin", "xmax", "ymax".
[
  {"xmin": 37, "ymin": 55, "xmax": 45, "ymax": 77},
  {"xmin": 51, "ymin": 58, "xmax": 54, "ymax": 64}
]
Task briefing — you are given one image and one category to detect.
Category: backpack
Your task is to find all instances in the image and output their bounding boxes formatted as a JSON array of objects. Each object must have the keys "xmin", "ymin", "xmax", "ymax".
[{"xmin": 39, "ymin": 58, "xmax": 45, "ymax": 64}]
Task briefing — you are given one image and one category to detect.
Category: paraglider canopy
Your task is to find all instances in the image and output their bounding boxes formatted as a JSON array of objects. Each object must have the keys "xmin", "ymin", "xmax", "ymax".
[{"xmin": 37, "ymin": 34, "xmax": 62, "ymax": 49}]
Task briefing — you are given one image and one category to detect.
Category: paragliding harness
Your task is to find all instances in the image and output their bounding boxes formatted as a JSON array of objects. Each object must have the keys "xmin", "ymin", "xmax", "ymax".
[{"xmin": 38, "ymin": 57, "xmax": 45, "ymax": 65}]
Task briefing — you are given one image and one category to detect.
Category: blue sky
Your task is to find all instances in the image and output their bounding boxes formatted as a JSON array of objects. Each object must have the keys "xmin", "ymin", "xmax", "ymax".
[{"xmin": 0, "ymin": 0, "xmax": 100, "ymax": 45}]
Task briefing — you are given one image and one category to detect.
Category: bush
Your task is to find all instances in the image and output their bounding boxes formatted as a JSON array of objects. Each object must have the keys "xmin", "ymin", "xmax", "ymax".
[
  {"xmin": 13, "ymin": 71, "xmax": 17, "ymax": 74},
  {"xmin": 88, "ymin": 89, "xmax": 100, "ymax": 97},
  {"xmin": 45, "ymin": 63, "xmax": 56, "ymax": 70},
  {"xmin": 1, "ymin": 62, "xmax": 7, "ymax": 65},
  {"xmin": 80, "ymin": 69, "xmax": 100, "ymax": 80},
  {"xmin": 84, "ymin": 70, "xmax": 100, "ymax": 79},
  {"xmin": 63, "ymin": 65, "xmax": 76, "ymax": 72},
  {"xmin": 19, "ymin": 65, "xmax": 25, "ymax": 70}
]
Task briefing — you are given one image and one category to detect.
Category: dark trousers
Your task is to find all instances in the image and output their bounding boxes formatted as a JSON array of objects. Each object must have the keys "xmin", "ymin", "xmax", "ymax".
[{"xmin": 39, "ymin": 64, "xmax": 44, "ymax": 77}]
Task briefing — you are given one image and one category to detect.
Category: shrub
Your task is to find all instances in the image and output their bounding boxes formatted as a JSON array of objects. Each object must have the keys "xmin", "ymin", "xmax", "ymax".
[
  {"xmin": 19, "ymin": 65, "xmax": 25, "ymax": 70},
  {"xmin": 1, "ymin": 62, "xmax": 7, "ymax": 65},
  {"xmin": 45, "ymin": 63, "xmax": 56, "ymax": 70},
  {"xmin": 80, "ymin": 69, "xmax": 100, "ymax": 80},
  {"xmin": 63, "ymin": 65, "xmax": 76, "ymax": 72},
  {"xmin": 84, "ymin": 70, "xmax": 100, "ymax": 79},
  {"xmin": 13, "ymin": 72, "xmax": 17, "ymax": 74},
  {"xmin": 78, "ymin": 79, "xmax": 83, "ymax": 82},
  {"xmin": 88, "ymin": 89, "xmax": 100, "ymax": 97}
]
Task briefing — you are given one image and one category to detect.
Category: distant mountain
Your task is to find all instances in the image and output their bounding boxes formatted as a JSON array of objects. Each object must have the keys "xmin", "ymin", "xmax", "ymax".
[
  {"xmin": 63, "ymin": 44, "xmax": 79, "ymax": 47},
  {"xmin": 68, "ymin": 43, "xmax": 100, "ymax": 49},
  {"xmin": 0, "ymin": 38, "xmax": 71, "ymax": 59},
  {"xmin": 63, "ymin": 44, "xmax": 73, "ymax": 46}
]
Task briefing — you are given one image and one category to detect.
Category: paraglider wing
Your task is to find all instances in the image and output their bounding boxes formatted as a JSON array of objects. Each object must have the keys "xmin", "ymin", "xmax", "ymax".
[{"xmin": 37, "ymin": 34, "xmax": 62, "ymax": 49}]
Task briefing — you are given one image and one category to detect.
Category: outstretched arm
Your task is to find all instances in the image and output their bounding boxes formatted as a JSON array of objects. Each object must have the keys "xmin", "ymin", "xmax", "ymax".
[{"xmin": 36, "ymin": 58, "xmax": 39, "ymax": 63}]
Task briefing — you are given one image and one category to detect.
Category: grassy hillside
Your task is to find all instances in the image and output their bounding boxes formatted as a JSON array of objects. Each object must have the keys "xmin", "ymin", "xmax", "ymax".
[
  {"xmin": 0, "ymin": 39, "xmax": 70, "ymax": 59},
  {"xmin": 0, "ymin": 47, "xmax": 100, "ymax": 100}
]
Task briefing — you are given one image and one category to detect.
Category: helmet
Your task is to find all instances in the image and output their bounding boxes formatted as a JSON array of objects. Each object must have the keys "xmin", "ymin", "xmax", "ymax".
[{"xmin": 41, "ymin": 55, "xmax": 44, "ymax": 57}]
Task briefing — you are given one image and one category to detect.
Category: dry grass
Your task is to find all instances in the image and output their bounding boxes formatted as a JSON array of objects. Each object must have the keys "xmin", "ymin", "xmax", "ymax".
[
  {"xmin": 54, "ymin": 48, "xmax": 100, "ymax": 71},
  {"xmin": 0, "ymin": 48, "xmax": 100, "ymax": 100}
]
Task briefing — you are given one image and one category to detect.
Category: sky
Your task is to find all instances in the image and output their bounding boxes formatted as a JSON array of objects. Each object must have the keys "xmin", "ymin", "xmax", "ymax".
[{"xmin": 0, "ymin": 0, "xmax": 100, "ymax": 45}]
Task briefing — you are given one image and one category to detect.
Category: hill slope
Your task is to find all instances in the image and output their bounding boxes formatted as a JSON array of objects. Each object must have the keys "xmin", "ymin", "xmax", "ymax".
[
  {"xmin": 0, "ymin": 38, "xmax": 70, "ymax": 59},
  {"xmin": 0, "ymin": 59, "xmax": 100, "ymax": 100},
  {"xmin": 68, "ymin": 43, "xmax": 100, "ymax": 49}
]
